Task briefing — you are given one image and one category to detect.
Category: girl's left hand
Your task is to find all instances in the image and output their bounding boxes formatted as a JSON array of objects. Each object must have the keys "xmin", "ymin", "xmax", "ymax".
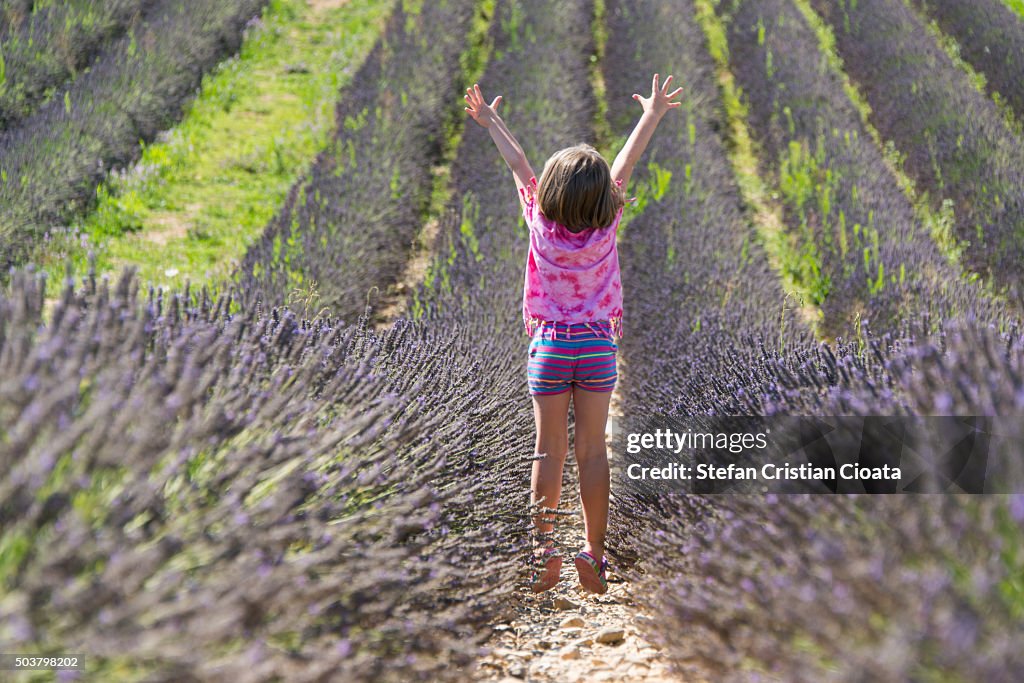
[
  {"xmin": 464, "ymin": 83, "xmax": 503, "ymax": 128},
  {"xmin": 632, "ymin": 73, "xmax": 683, "ymax": 118}
]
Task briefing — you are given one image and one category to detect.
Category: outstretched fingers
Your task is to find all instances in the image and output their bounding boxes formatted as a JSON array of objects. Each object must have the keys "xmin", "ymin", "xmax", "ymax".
[
  {"xmin": 659, "ymin": 74, "xmax": 683, "ymax": 107},
  {"xmin": 464, "ymin": 84, "xmax": 504, "ymax": 123}
]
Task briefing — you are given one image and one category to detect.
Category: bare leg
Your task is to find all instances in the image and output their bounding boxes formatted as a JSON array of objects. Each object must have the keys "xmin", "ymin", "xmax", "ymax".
[
  {"xmin": 531, "ymin": 391, "xmax": 572, "ymax": 536},
  {"xmin": 571, "ymin": 386, "xmax": 611, "ymax": 564}
]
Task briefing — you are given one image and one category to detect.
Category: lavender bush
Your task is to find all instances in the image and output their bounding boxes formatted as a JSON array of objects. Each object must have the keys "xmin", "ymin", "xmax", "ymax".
[
  {"xmin": 0, "ymin": 263, "xmax": 533, "ymax": 681},
  {"xmin": 908, "ymin": 0, "xmax": 1024, "ymax": 122},
  {"xmin": 631, "ymin": 493, "xmax": 1024, "ymax": 682},
  {"xmin": 810, "ymin": 0, "xmax": 1024, "ymax": 304},
  {"xmin": 0, "ymin": 0, "xmax": 155, "ymax": 130}
]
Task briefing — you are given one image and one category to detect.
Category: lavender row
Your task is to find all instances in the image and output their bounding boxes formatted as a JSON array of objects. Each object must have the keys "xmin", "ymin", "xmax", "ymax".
[
  {"xmin": 602, "ymin": 0, "xmax": 886, "ymax": 559},
  {"xmin": 908, "ymin": 0, "xmax": 1024, "ymax": 121},
  {"xmin": 236, "ymin": 0, "xmax": 477, "ymax": 323},
  {"xmin": 809, "ymin": 0, "xmax": 1024, "ymax": 303},
  {"xmin": 636, "ymin": 493, "xmax": 1024, "ymax": 682},
  {"xmin": 403, "ymin": 0, "xmax": 601, "ymax": 584},
  {"xmin": 613, "ymin": 310, "xmax": 1024, "ymax": 679},
  {"xmin": 601, "ymin": 0, "xmax": 818, "ymax": 418},
  {"xmin": 601, "ymin": 0, "xmax": 891, "ymax": 559},
  {"xmin": 601, "ymin": 1, "xmax": 1024, "ymax": 679},
  {"xmin": 0, "ymin": 0, "xmax": 155, "ymax": 130},
  {"xmin": 0, "ymin": 0, "xmax": 588, "ymax": 676},
  {"xmin": 613, "ymin": 252, "xmax": 1024, "ymax": 676},
  {"xmin": 0, "ymin": 269, "xmax": 531, "ymax": 680},
  {"xmin": 724, "ymin": 0, "xmax": 1004, "ymax": 336},
  {"xmin": 0, "ymin": 0, "xmax": 267, "ymax": 275}
]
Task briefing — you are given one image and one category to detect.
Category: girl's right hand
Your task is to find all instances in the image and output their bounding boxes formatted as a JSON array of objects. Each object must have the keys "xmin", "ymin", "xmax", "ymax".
[
  {"xmin": 464, "ymin": 83, "xmax": 503, "ymax": 128},
  {"xmin": 632, "ymin": 73, "xmax": 683, "ymax": 118}
]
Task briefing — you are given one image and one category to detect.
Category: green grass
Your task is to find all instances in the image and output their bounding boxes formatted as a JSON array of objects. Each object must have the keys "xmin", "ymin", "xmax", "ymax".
[
  {"xmin": 590, "ymin": 0, "xmax": 613, "ymax": 158},
  {"xmin": 996, "ymin": 499, "xmax": 1024, "ymax": 619},
  {"xmin": 1005, "ymin": 0, "xmax": 1024, "ymax": 20},
  {"xmin": 39, "ymin": 0, "xmax": 393, "ymax": 298}
]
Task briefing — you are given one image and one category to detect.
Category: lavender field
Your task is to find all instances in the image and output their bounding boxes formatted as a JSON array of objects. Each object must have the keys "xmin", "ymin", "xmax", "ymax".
[{"xmin": 2, "ymin": 0, "xmax": 1023, "ymax": 681}]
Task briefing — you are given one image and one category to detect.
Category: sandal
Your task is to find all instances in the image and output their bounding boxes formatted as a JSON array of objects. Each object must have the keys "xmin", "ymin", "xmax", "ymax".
[
  {"xmin": 531, "ymin": 546, "xmax": 562, "ymax": 593},
  {"xmin": 574, "ymin": 550, "xmax": 608, "ymax": 594}
]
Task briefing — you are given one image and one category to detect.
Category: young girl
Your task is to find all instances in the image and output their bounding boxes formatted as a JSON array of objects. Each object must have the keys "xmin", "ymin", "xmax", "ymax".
[{"xmin": 464, "ymin": 74, "xmax": 682, "ymax": 594}]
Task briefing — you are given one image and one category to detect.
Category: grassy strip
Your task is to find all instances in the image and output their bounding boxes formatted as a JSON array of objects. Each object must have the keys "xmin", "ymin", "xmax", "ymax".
[
  {"xmin": 996, "ymin": 500, "xmax": 1024, "ymax": 618},
  {"xmin": 1006, "ymin": 0, "xmax": 1024, "ymax": 18},
  {"xmin": 419, "ymin": 0, "xmax": 499, "ymax": 233},
  {"xmin": 590, "ymin": 0, "xmax": 614, "ymax": 157},
  {"xmin": 692, "ymin": 0, "xmax": 822, "ymax": 335},
  {"xmin": 40, "ymin": 0, "xmax": 391, "ymax": 298}
]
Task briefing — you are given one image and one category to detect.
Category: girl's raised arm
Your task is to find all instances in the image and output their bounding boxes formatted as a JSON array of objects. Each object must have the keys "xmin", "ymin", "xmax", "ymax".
[
  {"xmin": 610, "ymin": 73, "xmax": 683, "ymax": 191},
  {"xmin": 464, "ymin": 83, "xmax": 536, "ymax": 210}
]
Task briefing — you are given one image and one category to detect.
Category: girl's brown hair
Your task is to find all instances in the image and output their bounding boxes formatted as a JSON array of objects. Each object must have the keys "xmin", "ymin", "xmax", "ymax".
[{"xmin": 536, "ymin": 143, "xmax": 624, "ymax": 232}]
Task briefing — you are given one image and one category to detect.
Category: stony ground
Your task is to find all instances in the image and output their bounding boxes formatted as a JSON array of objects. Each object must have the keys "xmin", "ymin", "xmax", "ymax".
[
  {"xmin": 476, "ymin": 388, "xmax": 690, "ymax": 682},
  {"xmin": 476, "ymin": 512, "xmax": 679, "ymax": 682}
]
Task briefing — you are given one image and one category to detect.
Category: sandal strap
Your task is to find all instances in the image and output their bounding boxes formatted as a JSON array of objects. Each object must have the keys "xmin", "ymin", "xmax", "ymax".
[
  {"xmin": 531, "ymin": 551, "xmax": 562, "ymax": 591},
  {"xmin": 575, "ymin": 550, "xmax": 609, "ymax": 593},
  {"xmin": 576, "ymin": 550, "xmax": 608, "ymax": 577}
]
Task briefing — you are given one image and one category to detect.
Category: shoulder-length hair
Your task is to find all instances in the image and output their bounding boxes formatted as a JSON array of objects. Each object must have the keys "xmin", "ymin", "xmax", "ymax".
[{"xmin": 536, "ymin": 143, "xmax": 624, "ymax": 232}]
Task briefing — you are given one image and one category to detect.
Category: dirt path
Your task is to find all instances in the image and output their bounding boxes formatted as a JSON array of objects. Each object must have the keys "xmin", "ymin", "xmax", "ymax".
[
  {"xmin": 476, "ymin": 503, "xmax": 675, "ymax": 682},
  {"xmin": 477, "ymin": 363, "xmax": 677, "ymax": 682}
]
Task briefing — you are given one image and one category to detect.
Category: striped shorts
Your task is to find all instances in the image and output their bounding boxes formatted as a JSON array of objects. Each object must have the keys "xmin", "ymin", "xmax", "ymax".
[{"xmin": 527, "ymin": 321, "xmax": 618, "ymax": 396}]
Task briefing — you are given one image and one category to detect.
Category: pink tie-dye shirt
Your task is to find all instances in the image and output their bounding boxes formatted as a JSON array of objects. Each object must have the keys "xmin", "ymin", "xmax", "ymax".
[{"xmin": 520, "ymin": 176, "xmax": 628, "ymax": 337}]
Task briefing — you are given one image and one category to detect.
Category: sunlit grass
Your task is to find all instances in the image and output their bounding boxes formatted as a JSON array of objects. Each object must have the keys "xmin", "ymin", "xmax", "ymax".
[{"xmin": 39, "ymin": 0, "xmax": 393, "ymax": 298}]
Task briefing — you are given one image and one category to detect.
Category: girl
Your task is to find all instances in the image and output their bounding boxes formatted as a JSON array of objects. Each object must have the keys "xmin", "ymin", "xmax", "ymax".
[{"xmin": 464, "ymin": 74, "xmax": 682, "ymax": 594}]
